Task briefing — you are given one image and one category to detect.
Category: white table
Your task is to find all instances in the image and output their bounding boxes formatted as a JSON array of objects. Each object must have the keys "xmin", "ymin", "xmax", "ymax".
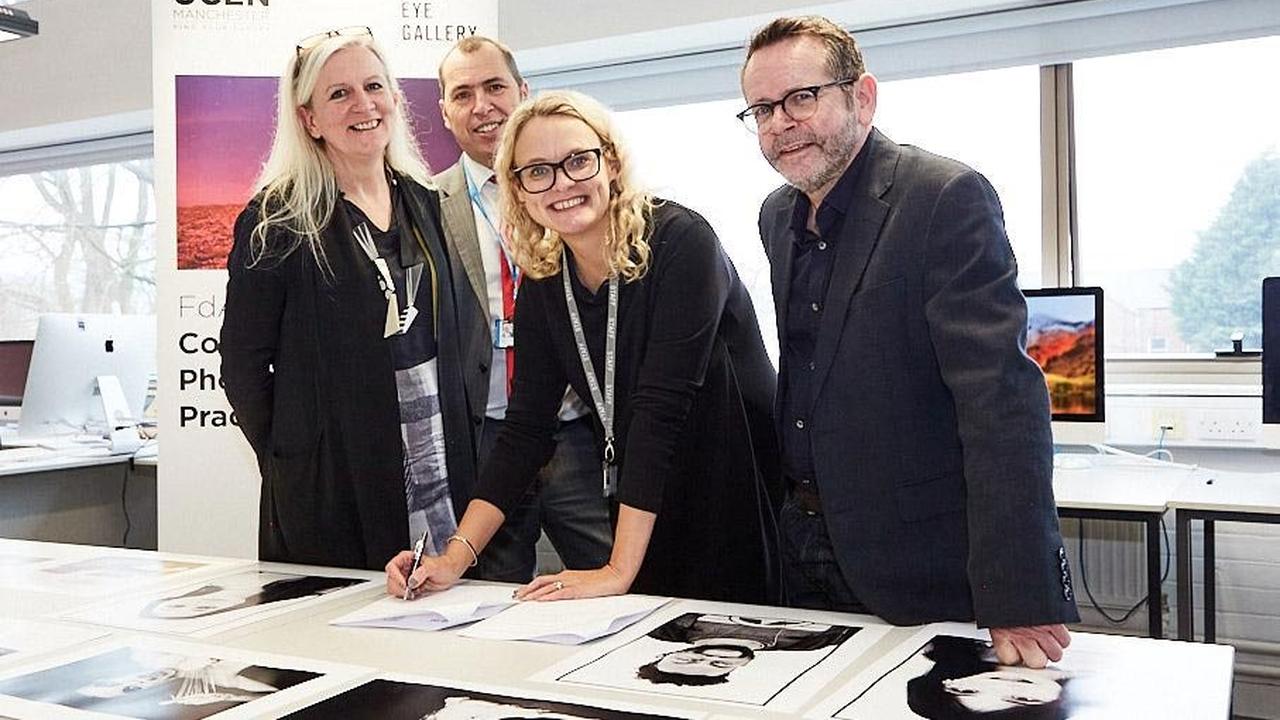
[
  {"xmin": 0, "ymin": 540, "xmax": 1239, "ymax": 719},
  {"xmin": 0, "ymin": 443, "xmax": 158, "ymax": 549},
  {"xmin": 1172, "ymin": 467, "xmax": 1280, "ymax": 642},
  {"xmin": 1052, "ymin": 454, "xmax": 1193, "ymax": 638}
]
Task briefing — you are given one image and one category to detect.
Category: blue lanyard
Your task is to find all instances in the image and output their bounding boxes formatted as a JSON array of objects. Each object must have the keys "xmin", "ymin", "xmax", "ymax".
[{"xmin": 461, "ymin": 162, "xmax": 520, "ymax": 283}]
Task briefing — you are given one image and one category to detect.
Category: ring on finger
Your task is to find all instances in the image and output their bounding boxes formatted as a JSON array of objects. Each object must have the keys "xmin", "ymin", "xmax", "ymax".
[{"xmin": 553, "ymin": 580, "xmax": 565, "ymax": 592}]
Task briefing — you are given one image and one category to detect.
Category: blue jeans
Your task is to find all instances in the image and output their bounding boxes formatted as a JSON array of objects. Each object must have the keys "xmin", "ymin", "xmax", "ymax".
[
  {"xmin": 475, "ymin": 416, "xmax": 613, "ymax": 583},
  {"xmin": 780, "ymin": 496, "xmax": 867, "ymax": 614}
]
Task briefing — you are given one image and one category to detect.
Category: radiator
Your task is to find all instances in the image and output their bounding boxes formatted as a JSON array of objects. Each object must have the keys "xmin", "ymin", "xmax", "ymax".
[{"xmin": 1063, "ymin": 518, "xmax": 1150, "ymax": 609}]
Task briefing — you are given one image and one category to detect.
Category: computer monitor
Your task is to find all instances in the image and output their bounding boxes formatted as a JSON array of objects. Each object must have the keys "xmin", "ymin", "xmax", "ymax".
[
  {"xmin": 18, "ymin": 314, "xmax": 156, "ymax": 439},
  {"xmin": 1023, "ymin": 287, "xmax": 1106, "ymax": 445},
  {"xmin": 1263, "ymin": 277, "xmax": 1280, "ymax": 449},
  {"xmin": 0, "ymin": 340, "xmax": 35, "ymax": 408}
]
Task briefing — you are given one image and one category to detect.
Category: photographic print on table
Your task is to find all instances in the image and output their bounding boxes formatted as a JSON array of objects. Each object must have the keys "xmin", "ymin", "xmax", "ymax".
[
  {"xmin": 0, "ymin": 621, "xmax": 108, "ymax": 665},
  {"xmin": 282, "ymin": 677, "xmax": 698, "ymax": 720},
  {"xmin": 175, "ymin": 75, "xmax": 460, "ymax": 270},
  {"xmin": 808, "ymin": 623, "xmax": 1235, "ymax": 720},
  {"xmin": 0, "ymin": 551, "xmax": 245, "ymax": 597},
  {"xmin": 828, "ymin": 632, "xmax": 1078, "ymax": 719},
  {"xmin": 0, "ymin": 638, "xmax": 366, "ymax": 720},
  {"xmin": 59, "ymin": 569, "xmax": 371, "ymax": 637},
  {"xmin": 545, "ymin": 611, "xmax": 888, "ymax": 712}
]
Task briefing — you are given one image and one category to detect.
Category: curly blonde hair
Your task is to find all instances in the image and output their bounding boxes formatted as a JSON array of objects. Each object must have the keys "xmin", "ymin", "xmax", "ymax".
[{"xmin": 493, "ymin": 90, "xmax": 653, "ymax": 282}]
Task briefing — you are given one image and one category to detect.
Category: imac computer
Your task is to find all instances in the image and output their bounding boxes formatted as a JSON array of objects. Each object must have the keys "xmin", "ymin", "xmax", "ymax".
[
  {"xmin": 0, "ymin": 339, "xmax": 35, "ymax": 419},
  {"xmin": 17, "ymin": 314, "xmax": 156, "ymax": 440},
  {"xmin": 1264, "ymin": 277, "xmax": 1280, "ymax": 449},
  {"xmin": 1023, "ymin": 287, "xmax": 1106, "ymax": 445}
]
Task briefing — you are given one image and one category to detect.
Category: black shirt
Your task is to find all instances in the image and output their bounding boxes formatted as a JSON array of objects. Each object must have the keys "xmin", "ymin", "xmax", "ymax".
[
  {"xmin": 781, "ymin": 147, "xmax": 868, "ymax": 486},
  {"xmin": 343, "ymin": 188, "xmax": 438, "ymax": 371}
]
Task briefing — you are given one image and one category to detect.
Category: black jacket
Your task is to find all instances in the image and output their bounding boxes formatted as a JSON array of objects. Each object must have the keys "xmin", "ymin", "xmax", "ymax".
[
  {"xmin": 476, "ymin": 201, "xmax": 782, "ymax": 604},
  {"xmin": 221, "ymin": 175, "xmax": 475, "ymax": 570}
]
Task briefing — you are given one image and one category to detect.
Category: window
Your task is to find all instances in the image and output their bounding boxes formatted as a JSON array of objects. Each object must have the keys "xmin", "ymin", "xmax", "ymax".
[
  {"xmin": 1074, "ymin": 36, "xmax": 1280, "ymax": 355},
  {"xmin": 0, "ymin": 157, "xmax": 156, "ymax": 339},
  {"xmin": 874, "ymin": 66, "xmax": 1043, "ymax": 288},
  {"xmin": 616, "ymin": 98, "xmax": 785, "ymax": 361},
  {"xmin": 614, "ymin": 65, "xmax": 1043, "ymax": 362}
]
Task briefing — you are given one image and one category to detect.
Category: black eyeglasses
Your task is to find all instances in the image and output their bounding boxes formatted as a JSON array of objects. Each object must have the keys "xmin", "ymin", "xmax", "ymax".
[
  {"xmin": 511, "ymin": 148, "xmax": 604, "ymax": 194},
  {"xmin": 296, "ymin": 26, "xmax": 372, "ymax": 58},
  {"xmin": 736, "ymin": 78, "xmax": 857, "ymax": 134}
]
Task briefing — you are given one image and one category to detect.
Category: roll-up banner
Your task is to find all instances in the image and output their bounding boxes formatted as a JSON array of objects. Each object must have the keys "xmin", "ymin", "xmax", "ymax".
[{"xmin": 153, "ymin": 0, "xmax": 497, "ymax": 557}]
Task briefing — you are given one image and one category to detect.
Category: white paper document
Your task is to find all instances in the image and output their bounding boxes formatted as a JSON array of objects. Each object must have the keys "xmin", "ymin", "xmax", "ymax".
[
  {"xmin": 330, "ymin": 583, "xmax": 515, "ymax": 631},
  {"xmin": 461, "ymin": 595, "xmax": 669, "ymax": 644}
]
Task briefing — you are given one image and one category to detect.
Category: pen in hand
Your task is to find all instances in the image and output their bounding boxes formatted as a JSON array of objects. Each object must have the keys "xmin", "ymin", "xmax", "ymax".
[{"xmin": 404, "ymin": 529, "xmax": 430, "ymax": 601}]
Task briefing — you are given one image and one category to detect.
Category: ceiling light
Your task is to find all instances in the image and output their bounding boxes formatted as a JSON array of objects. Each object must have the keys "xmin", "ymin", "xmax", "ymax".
[{"xmin": 0, "ymin": 5, "xmax": 37, "ymax": 44}]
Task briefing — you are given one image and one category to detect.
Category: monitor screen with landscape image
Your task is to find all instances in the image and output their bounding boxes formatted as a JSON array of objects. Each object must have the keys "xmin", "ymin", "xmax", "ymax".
[{"xmin": 1024, "ymin": 287, "xmax": 1105, "ymax": 428}]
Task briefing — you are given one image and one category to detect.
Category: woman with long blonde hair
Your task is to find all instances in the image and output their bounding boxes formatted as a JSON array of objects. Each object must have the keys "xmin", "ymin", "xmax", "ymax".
[
  {"xmin": 388, "ymin": 90, "xmax": 781, "ymax": 604},
  {"xmin": 221, "ymin": 29, "xmax": 476, "ymax": 570}
]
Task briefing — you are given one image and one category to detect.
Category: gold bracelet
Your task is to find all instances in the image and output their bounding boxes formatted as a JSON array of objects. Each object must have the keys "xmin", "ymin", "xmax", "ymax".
[{"xmin": 447, "ymin": 534, "xmax": 479, "ymax": 568}]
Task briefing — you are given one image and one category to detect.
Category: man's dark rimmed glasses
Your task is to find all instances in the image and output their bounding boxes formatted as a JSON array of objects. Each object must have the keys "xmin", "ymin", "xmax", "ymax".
[
  {"xmin": 511, "ymin": 148, "xmax": 604, "ymax": 194},
  {"xmin": 296, "ymin": 26, "xmax": 372, "ymax": 58},
  {"xmin": 736, "ymin": 78, "xmax": 857, "ymax": 134}
]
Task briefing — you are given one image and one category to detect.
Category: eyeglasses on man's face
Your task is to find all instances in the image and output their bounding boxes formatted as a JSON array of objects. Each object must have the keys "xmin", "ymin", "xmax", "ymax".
[
  {"xmin": 511, "ymin": 148, "xmax": 604, "ymax": 194},
  {"xmin": 736, "ymin": 78, "xmax": 857, "ymax": 134},
  {"xmin": 296, "ymin": 26, "xmax": 372, "ymax": 58}
]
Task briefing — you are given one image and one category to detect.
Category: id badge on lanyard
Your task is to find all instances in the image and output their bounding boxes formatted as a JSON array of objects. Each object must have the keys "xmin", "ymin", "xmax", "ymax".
[{"xmin": 493, "ymin": 318, "xmax": 515, "ymax": 348}]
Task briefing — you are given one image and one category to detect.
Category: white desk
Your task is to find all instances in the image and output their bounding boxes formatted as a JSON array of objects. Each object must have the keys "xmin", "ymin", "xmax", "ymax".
[
  {"xmin": 1052, "ymin": 455, "xmax": 1193, "ymax": 638},
  {"xmin": 0, "ymin": 444, "xmax": 158, "ymax": 549},
  {"xmin": 0, "ymin": 541, "xmax": 1237, "ymax": 719},
  {"xmin": 1172, "ymin": 468, "xmax": 1280, "ymax": 642}
]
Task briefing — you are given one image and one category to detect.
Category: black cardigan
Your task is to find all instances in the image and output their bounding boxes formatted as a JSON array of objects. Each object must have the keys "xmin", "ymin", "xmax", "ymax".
[
  {"xmin": 221, "ymin": 175, "xmax": 475, "ymax": 570},
  {"xmin": 476, "ymin": 201, "xmax": 782, "ymax": 604}
]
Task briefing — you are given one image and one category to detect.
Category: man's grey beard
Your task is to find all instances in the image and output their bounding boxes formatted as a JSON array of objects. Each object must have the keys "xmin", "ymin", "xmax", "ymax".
[{"xmin": 770, "ymin": 118, "xmax": 863, "ymax": 194}]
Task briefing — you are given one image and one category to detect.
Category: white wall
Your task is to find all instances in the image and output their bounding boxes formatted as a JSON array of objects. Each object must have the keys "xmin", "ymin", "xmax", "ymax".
[{"xmin": 0, "ymin": 0, "xmax": 151, "ymax": 136}]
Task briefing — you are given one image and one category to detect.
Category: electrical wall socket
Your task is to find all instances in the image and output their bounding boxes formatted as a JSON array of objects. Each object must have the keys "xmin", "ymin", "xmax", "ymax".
[
  {"xmin": 1195, "ymin": 409, "xmax": 1262, "ymax": 442},
  {"xmin": 1106, "ymin": 391, "xmax": 1264, "ymax": 448},
  {"xmin": 1151, "ymin": 409, "xmax": 1184, "ymax": 441}
]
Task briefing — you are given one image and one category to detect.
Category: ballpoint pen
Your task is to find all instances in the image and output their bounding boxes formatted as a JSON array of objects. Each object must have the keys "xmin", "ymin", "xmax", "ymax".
[{"xmin": 404, "ymin": 528, "xmax": 430, "ymax": 601}]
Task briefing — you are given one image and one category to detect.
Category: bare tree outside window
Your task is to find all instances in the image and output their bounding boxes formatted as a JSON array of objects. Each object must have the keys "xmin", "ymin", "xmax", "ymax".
[
  {"xmin": 1075, "ymin": 36, "xmax": 1280, "ymax": 355},
  {"xmin": 0, "ymin": 158, "xmax": 156, "ymax": 339}
]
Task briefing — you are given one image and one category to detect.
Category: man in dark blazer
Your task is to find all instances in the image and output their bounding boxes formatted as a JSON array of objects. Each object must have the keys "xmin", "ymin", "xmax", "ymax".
[
  {"xmin": 432, "ymin": 37, "xmax": 612, "ymax": 582},
  {"xmin": 740, "ymin": 16, "xmax": 1079, "ymax": 668}
]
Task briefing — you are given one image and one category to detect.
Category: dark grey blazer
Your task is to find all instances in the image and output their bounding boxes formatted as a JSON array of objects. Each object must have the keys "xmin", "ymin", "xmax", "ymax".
[
  {"xmin": 759, "ymin": 129, "xmax": 1079, "ymax": 628},
  {"xmin": 432, "ymin": 161, "xmax": 492, "ymax": 430}
]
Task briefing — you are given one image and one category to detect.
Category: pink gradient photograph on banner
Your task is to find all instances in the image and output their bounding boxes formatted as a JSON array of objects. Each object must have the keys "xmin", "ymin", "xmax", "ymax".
[{"xmin": 175, "ymin": 75, "xmax": 461, "ymax": 270}]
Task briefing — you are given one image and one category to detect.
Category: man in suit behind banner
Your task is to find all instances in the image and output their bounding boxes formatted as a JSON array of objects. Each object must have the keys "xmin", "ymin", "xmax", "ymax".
[
  {"xmin": 433, "ymin": 36, "xmax": 612, "ymax": 581},
  {"xmin": 739, "ymin": 16, "xmax": 1079, "ymax": 667}
]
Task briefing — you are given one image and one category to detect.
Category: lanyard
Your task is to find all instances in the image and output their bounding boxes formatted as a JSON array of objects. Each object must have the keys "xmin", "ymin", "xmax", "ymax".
[
  {"xmin": 463, "ymin": 162, "xmax": 520, "ymax": 393},
  {"xmin": 462, "ymin": 161, "xmax": 521, "ymax": 291},
  {"xmin": 562, "ymin": 247, "xmax": 618, "ymax": 498}
]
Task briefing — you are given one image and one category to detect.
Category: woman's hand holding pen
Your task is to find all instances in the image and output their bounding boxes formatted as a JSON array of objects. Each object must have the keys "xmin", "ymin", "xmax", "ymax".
[{"xmin": 384, "ymin": 546, "xmax": 469, "ymax": 599}]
